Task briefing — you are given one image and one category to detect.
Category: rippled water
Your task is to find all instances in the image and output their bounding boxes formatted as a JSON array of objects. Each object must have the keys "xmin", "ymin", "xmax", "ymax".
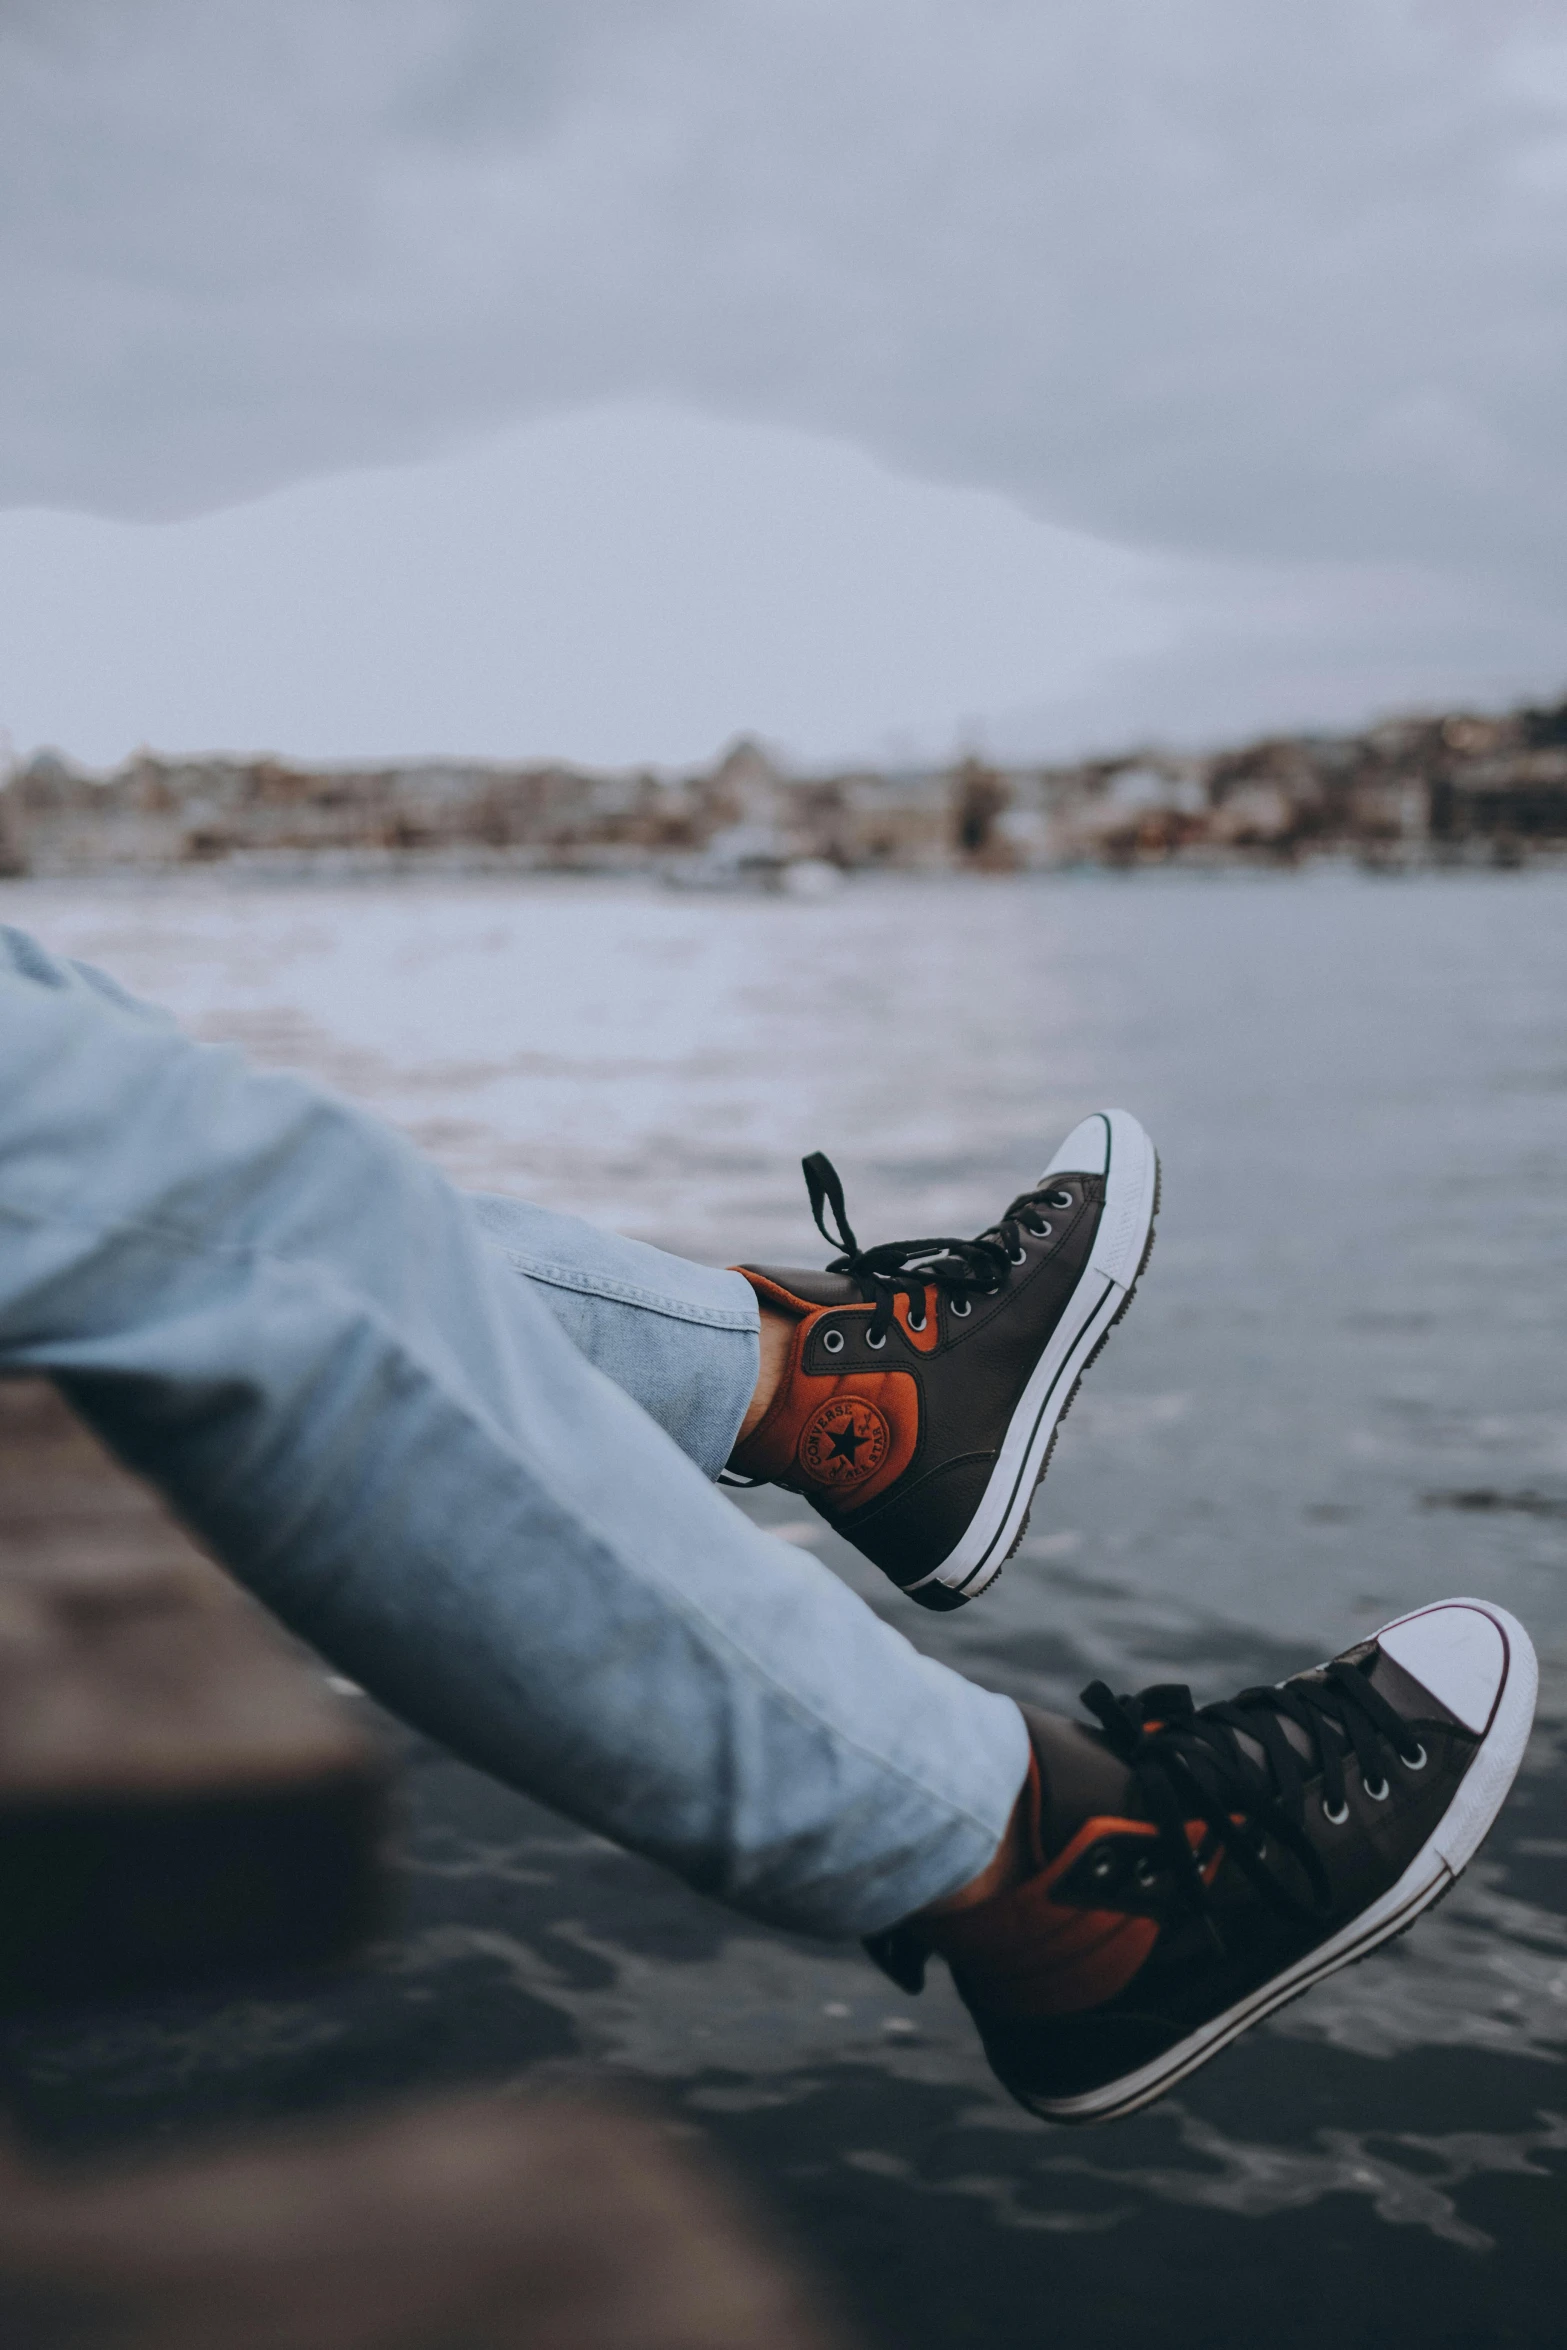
[{"xmin": 3, "ymin": 869, "xmax": 1565, "ymax": 2347}]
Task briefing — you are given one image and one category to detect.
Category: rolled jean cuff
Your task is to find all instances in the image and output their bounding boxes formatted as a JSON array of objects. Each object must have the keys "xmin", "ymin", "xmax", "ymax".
[{"xmin": 466, "ymin": 1194, "xmax": 760, "ymax": 1479}]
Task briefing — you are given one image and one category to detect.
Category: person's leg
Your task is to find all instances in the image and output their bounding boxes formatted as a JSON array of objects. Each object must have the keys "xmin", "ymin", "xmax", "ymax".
[{"xmin": 0, "ymin": 926, "xmax": 1028, "ymax": 1937}]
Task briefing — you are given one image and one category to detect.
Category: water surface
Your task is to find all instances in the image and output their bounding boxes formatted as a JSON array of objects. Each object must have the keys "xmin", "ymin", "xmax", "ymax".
[{"xmin": 3, "ymin": 869, "xmax": 1564, "ymax": 2347}]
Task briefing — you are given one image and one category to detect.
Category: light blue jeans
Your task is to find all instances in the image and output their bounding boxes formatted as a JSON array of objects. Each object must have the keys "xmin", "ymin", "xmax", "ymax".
[{"xmin": 0, "ymin": 926, "xmax": 1028, "ymax": 1938}]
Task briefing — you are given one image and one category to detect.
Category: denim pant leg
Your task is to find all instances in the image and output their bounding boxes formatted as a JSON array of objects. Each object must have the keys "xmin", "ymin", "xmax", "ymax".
[
  {"xmin": 0, "ymin": 926, "xmax": 1029, "ymax": 1938},
  {"xmin": 464, "ymin": 1192, "xmax": 758, "ymax": 1480}
]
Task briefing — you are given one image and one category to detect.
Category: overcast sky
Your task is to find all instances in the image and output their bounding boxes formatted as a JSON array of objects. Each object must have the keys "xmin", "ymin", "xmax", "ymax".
[{"xmin": 3, "ymin": 1, "xmax": 1565, "ymax": 768}]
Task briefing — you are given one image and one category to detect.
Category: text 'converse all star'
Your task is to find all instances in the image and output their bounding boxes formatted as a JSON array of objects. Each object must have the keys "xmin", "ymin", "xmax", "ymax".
[{"xmin": 728, "ymin": 1109, "xmax": 1159, "ymax": 1607}]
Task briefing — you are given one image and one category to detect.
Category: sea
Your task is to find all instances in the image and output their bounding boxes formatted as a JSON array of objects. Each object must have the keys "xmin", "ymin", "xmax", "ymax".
[{"xmin": 2, "ymin": 865, "xmax": 1564, "ymax": 2348}]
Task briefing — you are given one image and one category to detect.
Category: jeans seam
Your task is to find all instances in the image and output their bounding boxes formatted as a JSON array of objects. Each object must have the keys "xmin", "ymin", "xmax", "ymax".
[{"xmin": 494, "ymin": 1251, "xmax": 758, "ymax": 1331}]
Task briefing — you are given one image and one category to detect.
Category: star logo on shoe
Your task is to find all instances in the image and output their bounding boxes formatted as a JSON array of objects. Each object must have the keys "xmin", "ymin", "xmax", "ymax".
[{"xmin": 798, "ymin": 1396, "xmax": 890, "ymax": 1490}]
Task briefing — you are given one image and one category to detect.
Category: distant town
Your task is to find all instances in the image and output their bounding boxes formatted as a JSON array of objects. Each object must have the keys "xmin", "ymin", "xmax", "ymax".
[{"xmin": 5, "ymin": 692, "xmax": 1566, "ymax": 883}]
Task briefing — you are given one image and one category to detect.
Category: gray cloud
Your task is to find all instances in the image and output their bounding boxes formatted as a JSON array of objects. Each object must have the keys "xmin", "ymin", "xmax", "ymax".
[{"xmin": 5, "ymin": 0, "xmax": 1566, "ymax": 590}]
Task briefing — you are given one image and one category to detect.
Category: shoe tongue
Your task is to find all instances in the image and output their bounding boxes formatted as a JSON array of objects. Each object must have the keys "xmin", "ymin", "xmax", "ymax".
[
  {"xmin": 1019, "ymin": 1706, "xmax": 1141, "ymax": 1857},
  {"xmin": 740, "ymin": 1263, "xmax": 863, "ymax": 1309}
]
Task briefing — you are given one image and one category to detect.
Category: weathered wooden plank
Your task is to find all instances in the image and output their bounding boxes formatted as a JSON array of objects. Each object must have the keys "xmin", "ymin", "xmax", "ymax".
[
  {"xmin": 0, "ymin": 1376, "xmax": 238, "ymax": 1610},
  {"xmin": 0, "ymin": 2090, "xmax": 851, "ymax": 2349},
  {"xmin": 0, "ymin": 1379, "xmax": 389, "ymax": 2005}
]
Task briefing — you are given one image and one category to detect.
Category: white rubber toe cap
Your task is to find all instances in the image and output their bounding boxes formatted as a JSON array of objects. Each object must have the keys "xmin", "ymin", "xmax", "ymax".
[
  {"xmin": 1379, "ymin": 1602, "xmax": 1508, "ymax": 1735},
  {"xmin": 1040, "ymin": 1113, "xmax": 1112, "ymax": 1179}
]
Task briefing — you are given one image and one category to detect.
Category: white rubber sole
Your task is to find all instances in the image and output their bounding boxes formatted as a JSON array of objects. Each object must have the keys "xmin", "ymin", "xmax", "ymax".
[
  {"xmin": 1031, "ymin": 1598, "xmax": 1539, "ymax": 2124},
  {"xmin": 905, "ymin": 1107, "xmax": 1160, "ymax": 1602}
]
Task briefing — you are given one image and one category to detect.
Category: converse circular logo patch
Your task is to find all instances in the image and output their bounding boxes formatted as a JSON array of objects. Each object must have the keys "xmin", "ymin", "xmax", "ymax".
[{"xmin": 798, "ymin": 1395, "xmax": 890, "ymax": 1490}]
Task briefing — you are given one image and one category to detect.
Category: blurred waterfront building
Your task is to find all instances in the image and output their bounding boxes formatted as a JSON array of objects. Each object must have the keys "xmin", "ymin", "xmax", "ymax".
[{"xmin": 4, "ymin": 697, "xmax": 1566, "ymax": 881}]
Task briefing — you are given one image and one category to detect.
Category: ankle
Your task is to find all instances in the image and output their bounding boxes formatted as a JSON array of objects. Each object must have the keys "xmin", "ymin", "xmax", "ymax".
[
  {"xmin": 917, "ymin": 1772, "xmax": 1036, "ymax": 1921},
  {"xmin": 735, "ymin": 1301, "xmax": 798, "ymax": 1446}
]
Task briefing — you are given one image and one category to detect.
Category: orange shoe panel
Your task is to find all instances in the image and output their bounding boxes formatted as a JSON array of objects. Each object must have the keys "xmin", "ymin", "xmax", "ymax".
[{"xmin": 728, "ymin": 1289, "xmax": 921, "ymax": 1508}]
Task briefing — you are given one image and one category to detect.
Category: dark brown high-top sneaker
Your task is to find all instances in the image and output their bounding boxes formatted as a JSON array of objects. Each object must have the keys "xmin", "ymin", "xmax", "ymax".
[
  {"xmin": 867, "ymin": 1599, "xmax": 1537, "ymax": 2122},
  {"xmin": 728, "ymin": 1110, "xmax": 1158, "ymax": 1608}
]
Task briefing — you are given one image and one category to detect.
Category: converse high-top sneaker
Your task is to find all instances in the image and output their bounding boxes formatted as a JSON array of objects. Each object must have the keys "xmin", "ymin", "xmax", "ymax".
[
  {"xmin": 869, "ymin": 1599, "xmax": 1537, "ymax": 2121},
  {"xmin": 729, "ymin": 1109, "xmax": 1158, "ymax": 1608}
]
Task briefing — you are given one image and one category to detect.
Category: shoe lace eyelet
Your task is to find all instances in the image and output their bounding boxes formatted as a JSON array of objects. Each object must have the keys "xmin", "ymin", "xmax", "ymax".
[
  {"xmin": 822, "ymin": 1327, "xmax": 845, "ymax": 1355},
  {"xmin": 1362, "ymin": 1775, "xmax": 1390, "ymax": 1803},
  {"xmin": 1030, "ymin": 1220, "xmax": 1053, "ymax": 1240},
  {"xmin": 866, "ymin": 1329, "xmax": 886, "ymax": 1351},
  {"xmin": 1007, "ymin": 1244, "xmax": 1027, "ymax": 1265},
  {"xmin": 1089, "ymin": 1850, "xmax": 1116, "ymax": 1883},
  {"xmin": 1045, "ymin": 1187, "xmax": 1074, "ymax": 1211},
  {"xmin": 950, "ymin": 1295, "xmax": 972, "ymax": 1318},
  {"xmin": 1321, "ymin": 1796, "xmax": 1350, "ymax": 1825},
  {"xmin": 1133, "ymin": 1857, "xmax": 1158, "ymax": 1891},
  {"xmin": 1401, "ymin": 1742, "xmax": 1428, "ymax": 1771},
  {"xmin": 906, "ymin": 1311, "xmax": 926, "ymax": 1332}
]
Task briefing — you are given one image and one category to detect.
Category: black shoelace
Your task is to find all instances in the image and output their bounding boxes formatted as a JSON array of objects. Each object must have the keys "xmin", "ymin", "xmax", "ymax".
[
  {"xmin": 801, "ymin": 1152, "xmax": 1074, "ymax": 1343},
  {"xmin": 1079, "ymin": 1657, "xmax": 1461, "ymax": 1949}
]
